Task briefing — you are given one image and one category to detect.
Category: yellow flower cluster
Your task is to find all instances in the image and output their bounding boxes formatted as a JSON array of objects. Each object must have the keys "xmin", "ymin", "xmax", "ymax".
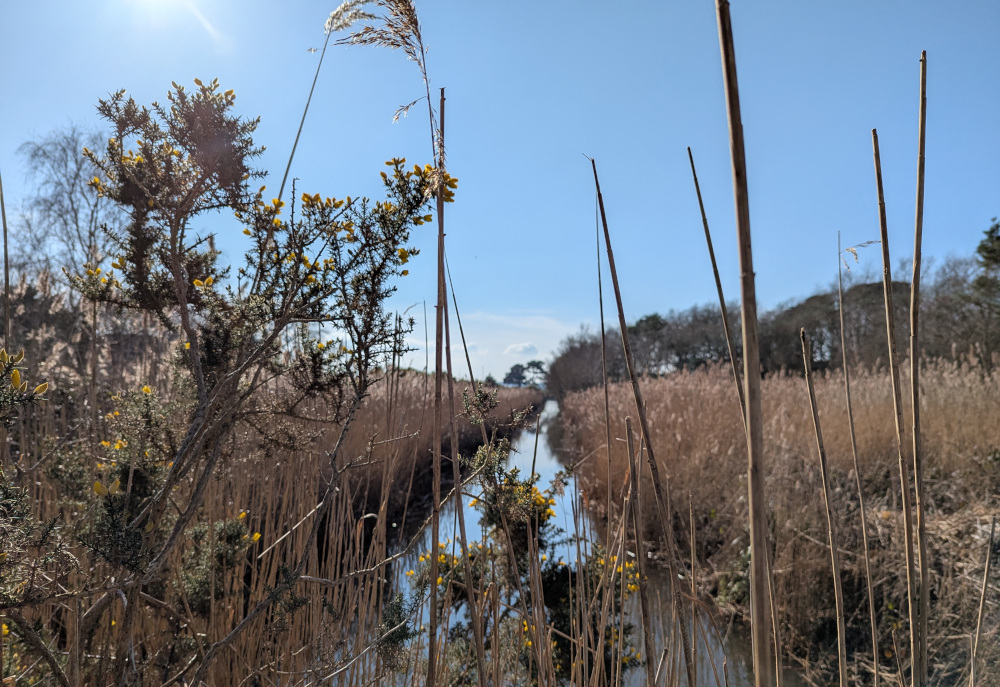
[
  {"xmin": 597, "ymin": 553, "xmax": 641, "ymax": 598},
  {"xmin": 93, "ymin": 478, "xmax": 121, "ymax": 496},
  {"xmin": 2, "ymin": 349, "xmax": 47, "ymax": 396},
  {"xmin": 532, "ymin": 487, "xmax": 558, "ymax": 522},
  {"xmin": 78, "ymin": 260, "xmax": 122, "ymax": 288},
  {"xmin": 88, "ymin": 176, "xmax": 105, "ymax": 197}
]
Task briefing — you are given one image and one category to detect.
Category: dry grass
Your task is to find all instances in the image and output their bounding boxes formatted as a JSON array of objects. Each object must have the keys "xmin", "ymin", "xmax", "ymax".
[
  {"xmin": 13, "ymin": 353, "xmax": 542, "ymax": 685},
  {"xmin": 557, "ymin": 361, "xmax": 1000, "ymax": 682}
]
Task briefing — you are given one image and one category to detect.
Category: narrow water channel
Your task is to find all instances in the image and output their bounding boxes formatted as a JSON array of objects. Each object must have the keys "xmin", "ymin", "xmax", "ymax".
[{"xmin": 397, "ymin": 400, "xmax": 801, "ymax": 686}]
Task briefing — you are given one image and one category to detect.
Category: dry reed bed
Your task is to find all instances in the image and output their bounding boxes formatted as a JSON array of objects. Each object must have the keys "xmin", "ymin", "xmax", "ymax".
[
  {"xmin": 15, "ymin": 367, "xmax": 540, "ymax": 685},
  {"xmin": 556, "ymin": 361, "xmax": 1000, "ymax": 681}
]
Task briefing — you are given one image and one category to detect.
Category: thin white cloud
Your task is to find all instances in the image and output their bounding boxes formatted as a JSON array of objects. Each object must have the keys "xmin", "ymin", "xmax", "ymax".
[
  {"xmin": 400, "ymin": 310, "xmax": 580, "ymax": 379},
  {"xmin": 504, "ymin": 342, "xmax": 537, "ymax": 356}
]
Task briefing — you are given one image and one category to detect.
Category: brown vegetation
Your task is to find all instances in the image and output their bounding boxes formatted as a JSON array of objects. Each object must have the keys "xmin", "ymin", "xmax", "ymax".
[
  {"xmin": 12, "ymin": 324, "xmax": 542, "ymax": 684},
  {"xmin": 556, "ymin": 362, "xmax": 1000, "ymax": 682}
]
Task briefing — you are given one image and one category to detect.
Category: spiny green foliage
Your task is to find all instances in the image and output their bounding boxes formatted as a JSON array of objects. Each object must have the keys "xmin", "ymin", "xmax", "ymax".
[
  {"xmin": 0, "ymin": 352, "xmax": 75, "ymax": 612},
  {"xmin": 0, "ymin": 77, "xmax": 447, "ymax": 684},
  {"xmin": 181, "ymin": 518, "xmax": 253, "ymax": 616},
  {"xmin": 376, "ymin": 592, "xmax": 419, "ymax": 670}
]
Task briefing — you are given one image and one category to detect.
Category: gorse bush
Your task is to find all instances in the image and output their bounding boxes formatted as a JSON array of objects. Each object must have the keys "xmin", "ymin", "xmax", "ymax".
[{"xmin": 0, "ymin": 73, "xmax": 468, "ymax": 684}]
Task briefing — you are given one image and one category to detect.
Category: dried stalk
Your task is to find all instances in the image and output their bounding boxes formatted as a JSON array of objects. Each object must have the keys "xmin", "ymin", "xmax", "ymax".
[
  {"xmin": 690, "ymin": 493, "xmax": 698, "ymax": 687},
  {"xmin": 626, "ymin": 417, "xmax": 657, "ymax": 687},
  {"xmin": 715, "ymin": 3, "xmax": 771, "ymax": 683},
  {"xmin": 970, "ymin": 515, "xmax": 996, "ymax": 686},
  {"xmin": 801, "ymin": 329, "xmax": 848, "ymax": 687},
  {"xmin": 691, "ymin": 146, "xmax": 784, "ymax": 686},
  {"xmin": 596, "ymin": 189, "xmax": 614, "ymax": 570},
  {"xmin": 427, "ymin": 85, "xmax": 446, "ymax": 687},
  {"xmin": 590, "ymin": 157, "xmax": 696, "ymax": 687},
  {"xmin": 687, "ymin": 146, "xmax": 745, "ymax": 423},
  {"xmin": 439, "ymin": 92, "xmax": 489, "ymax": 687},
  {"xmin": 873, "ymin": 127, "xmax": 918, "ymax": 686},
  {"xmin": 910, "ymin": 49, "xmax": 929, "ymax": 687},
  {"xmin": 838, "ymin": 231, "xmax": 880, "ymax": 687}
]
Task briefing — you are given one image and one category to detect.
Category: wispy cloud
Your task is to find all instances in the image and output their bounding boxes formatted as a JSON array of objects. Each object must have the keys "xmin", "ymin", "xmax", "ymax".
[
  {"xmin": 401, "ymin": 310, "xmax": 581, "ymax": 379},
  {"xmin": 504, "ymin": 342, "xmax": 537, "ymax": 356}
]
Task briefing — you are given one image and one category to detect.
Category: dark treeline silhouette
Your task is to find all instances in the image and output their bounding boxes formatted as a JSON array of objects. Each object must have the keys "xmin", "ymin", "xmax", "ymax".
[{"xmin": 549, "ymin": 230, "xmax": 1000, "ymax": 400}]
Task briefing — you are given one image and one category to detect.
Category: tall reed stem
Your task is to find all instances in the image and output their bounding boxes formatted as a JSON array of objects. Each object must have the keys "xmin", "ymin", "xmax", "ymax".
[
  {"xmin": 687, "ymin": 147, "xmax": 744, "ymax": 423},
  {"xmin": 715, "ymin": 3, "xmax": 771, "ymax": 683},
  {"xmin": 590, "ymin": 158, "xmax": 696, "ymax": 687},
  {"xmin": 439, "ymin": 95, "xmax": 489, "ymax": 687},
  {"xmin": 873, "ymin": 128, "xmax": 918, "ymax": 686},
  {"xmin": 626, "ymin": 417, "xmax": 657, "ymax": 687},
  {"xmin": 689, "ymin": 145, "xmax": 783, "ymax": 685},
  {"xmin": 838, "ymin": 232, "xmax": 880, "ymax": 687},
  {"xmin": 801, "ymin": 329, "xmax": 848, "ymax": 687},
  {"xmin": 909, "ymin": 50, "xmax": 929, "ymax": 687},
  {"xmin": 970, "ymin": 515, "xmax": 995, "ymax": 687},
  {"xmin": 427, "ymin": 85, "xmax": 447, "ymax": 687},
  {"xmin": 596, "ymin": 190, "xmax": 614, "ymax": 571}
]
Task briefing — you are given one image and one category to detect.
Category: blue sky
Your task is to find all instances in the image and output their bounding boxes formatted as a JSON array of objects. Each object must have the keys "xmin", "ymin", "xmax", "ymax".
[{"xmin": 2, "ymin": 1, "xmax": 998, "ymax": 379}]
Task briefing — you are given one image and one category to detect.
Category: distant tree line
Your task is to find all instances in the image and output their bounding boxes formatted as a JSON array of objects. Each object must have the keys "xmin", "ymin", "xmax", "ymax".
[{"xmin": 548, "ymin": 221, "xmax": 1000, "ymax": 400}]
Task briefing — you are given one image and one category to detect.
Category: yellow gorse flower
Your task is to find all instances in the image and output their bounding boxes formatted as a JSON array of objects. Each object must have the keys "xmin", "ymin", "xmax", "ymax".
[
  {"xmin": 10, "ymin": 369, "xmax": 21, "ymax": 389},
  {"xmin": 142, "ymin": 385, "xmax": 152, "ymax": 394}
]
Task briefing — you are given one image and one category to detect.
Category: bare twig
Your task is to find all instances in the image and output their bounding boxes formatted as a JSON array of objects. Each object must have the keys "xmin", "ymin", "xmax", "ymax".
[{"xmin": 8, "ymin": 611, "xmax": 71, "ymax": 687}]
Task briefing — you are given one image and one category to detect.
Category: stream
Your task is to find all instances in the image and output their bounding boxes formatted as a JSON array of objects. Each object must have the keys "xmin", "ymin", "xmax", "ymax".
[{"xmin": 397, "ymin": 400, "xmax": 802, "ymax": 686}]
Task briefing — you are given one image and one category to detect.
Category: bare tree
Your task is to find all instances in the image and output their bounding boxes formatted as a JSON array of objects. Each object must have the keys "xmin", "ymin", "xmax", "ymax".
[{"xmin": 16, "ymin": 125, "xmax": 123, "ymax": 276}]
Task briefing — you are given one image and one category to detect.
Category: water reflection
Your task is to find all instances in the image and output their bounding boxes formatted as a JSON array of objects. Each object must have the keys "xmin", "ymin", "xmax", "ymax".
[{"xmin": 396, "ymin": 399, "xmax": 800, "ymax": 686}]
